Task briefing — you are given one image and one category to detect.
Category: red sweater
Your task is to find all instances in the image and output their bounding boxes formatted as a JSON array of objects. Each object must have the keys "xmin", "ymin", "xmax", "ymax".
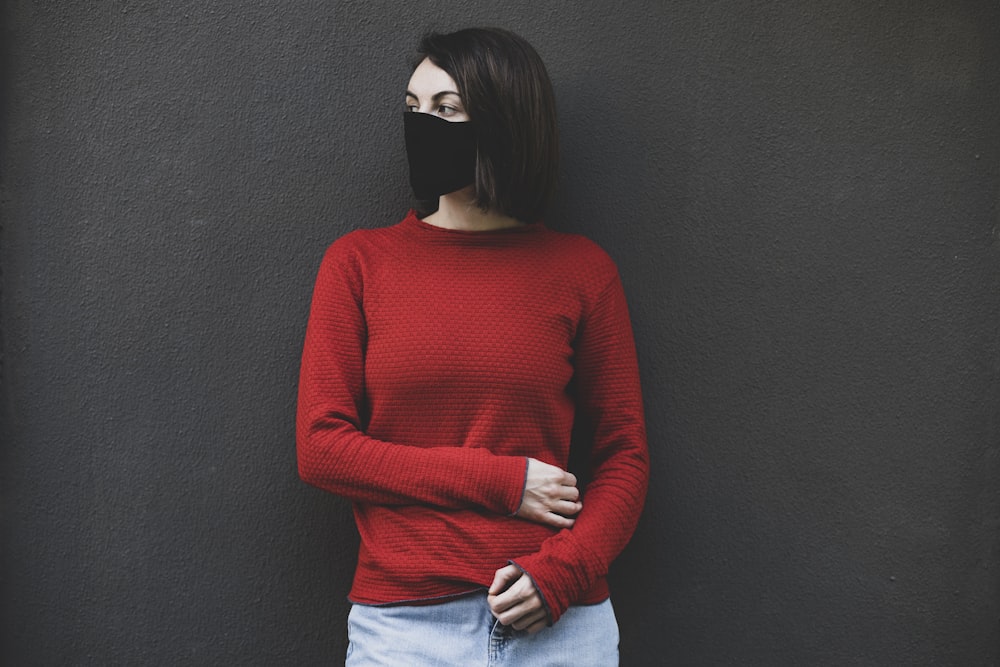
[{"xmin": 296, "ymin": 211, "xmax": 648, "ymax": 623}]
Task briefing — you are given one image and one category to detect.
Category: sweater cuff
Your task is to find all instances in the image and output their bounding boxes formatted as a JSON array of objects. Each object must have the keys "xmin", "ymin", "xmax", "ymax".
[
  {"xmin": 508, "ymin": 456, "xmax": 530, "ymax": 516},
  {"xmin": 511, "ymin": 539, "xmax": 604, "ymax": 624}
]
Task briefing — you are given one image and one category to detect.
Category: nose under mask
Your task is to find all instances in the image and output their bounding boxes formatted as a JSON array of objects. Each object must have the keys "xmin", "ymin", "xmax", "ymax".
[{"xmin": 403, "ymin": 112, "xmax": 477, "ymax": 200}]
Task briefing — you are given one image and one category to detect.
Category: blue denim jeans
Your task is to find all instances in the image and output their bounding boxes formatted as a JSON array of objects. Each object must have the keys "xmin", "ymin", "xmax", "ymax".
[{"xmin": 345, "ymin": 592, "xmax": 619, "ymax": 666}]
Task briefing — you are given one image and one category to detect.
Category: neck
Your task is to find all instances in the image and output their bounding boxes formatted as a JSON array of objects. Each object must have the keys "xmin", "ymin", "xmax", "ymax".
[{"xmin": 423, "ymin": 188, "xmax": 525, "ymax": 231}]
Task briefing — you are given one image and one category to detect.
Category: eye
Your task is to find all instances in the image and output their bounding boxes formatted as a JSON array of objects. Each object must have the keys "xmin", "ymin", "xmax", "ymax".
[
  {"xmin": 438, "ymin": 104, "xmax": 458, "ymax": 116},
  {"xmin": 405, "ymin": 104, "xmax": 419, "ymax": 112}
]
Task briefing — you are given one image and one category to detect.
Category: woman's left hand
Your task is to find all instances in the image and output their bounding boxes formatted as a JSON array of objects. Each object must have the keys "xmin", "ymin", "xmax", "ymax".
[{"xmin": 487, "ymin": 564, "xmax": 549, "ymax": 633}]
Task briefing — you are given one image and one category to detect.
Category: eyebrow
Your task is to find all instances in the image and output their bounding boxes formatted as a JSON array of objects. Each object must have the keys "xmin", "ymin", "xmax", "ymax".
[{"xmin": 405, "ymin": 90, "xmax": 462, "ymax": 101}]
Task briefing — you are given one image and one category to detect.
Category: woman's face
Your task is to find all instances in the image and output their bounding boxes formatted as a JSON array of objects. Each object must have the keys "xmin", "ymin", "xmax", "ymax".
[{"xmin": 405, "ymin": 58, "xmax": 469, "ymax": 122}]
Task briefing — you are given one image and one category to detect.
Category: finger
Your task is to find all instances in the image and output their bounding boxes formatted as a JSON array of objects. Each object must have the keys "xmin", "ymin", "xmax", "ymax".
[
  {"xmin": 491, "ymin": 590, "xmax": 529, "ymax": 618},
  {"xmin": 490, "ymin": 575, "xmax": 537, "ymax": 615},
  {"xmin": 511, "ymin": 608, "xmax": 548, "ymax": 631},
  {"xmin": 488, "ymin": 564, "xmax": 521, "ymax": 596},
  {"xmin": 496, "ymin": 595, "xmax": 543, "ymax": 626},
  {"xmin": 540, "ymin": 512, "xmax": 575, "ymax": 529},
  {"xmin": 561, "ymin": 471, "xmax": 577, "ymax": 487},
  {"xmin": 525, "ymin": 616, "xmax": 549, "ymax": 634},
  {"xmin": 562, "ymin": 484, "xmax": 580, "ymax": 502},
  {"xmin": 553, "ymin": 499, "xmax": 583, "ymax": 516}
]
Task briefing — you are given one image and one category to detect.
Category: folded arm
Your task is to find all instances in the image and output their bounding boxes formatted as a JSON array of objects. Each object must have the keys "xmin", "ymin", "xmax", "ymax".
[
  {"xmin": 509, "ymin": 272, "xmax": 650, "ymax": 625},
  {"xmin": 296, "ymin": 240, "xmax": 529, "ymax": 513}
]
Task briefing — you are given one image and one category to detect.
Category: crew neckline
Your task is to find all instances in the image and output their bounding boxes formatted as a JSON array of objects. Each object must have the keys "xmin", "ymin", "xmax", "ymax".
[{"xmin": 403, "ymin": 209, "xmax": 544, "ymax": 236}]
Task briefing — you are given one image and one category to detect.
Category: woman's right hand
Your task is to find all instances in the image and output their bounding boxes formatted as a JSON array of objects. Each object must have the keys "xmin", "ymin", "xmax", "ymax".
[{"xmin": 515, "ymin": 458, "xmax": 582, "ymax": 529}]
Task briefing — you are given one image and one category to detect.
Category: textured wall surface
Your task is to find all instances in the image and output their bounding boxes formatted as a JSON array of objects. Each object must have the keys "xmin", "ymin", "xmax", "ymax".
[{"xmin": 2, "ymin": 1, "xmax": 998, "ymax": 664}]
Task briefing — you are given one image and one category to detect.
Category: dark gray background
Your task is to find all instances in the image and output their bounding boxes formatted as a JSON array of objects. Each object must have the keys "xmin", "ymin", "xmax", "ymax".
[{"xmin": 3, "ymin": 1, "xmax": 998, "ymax": 664}]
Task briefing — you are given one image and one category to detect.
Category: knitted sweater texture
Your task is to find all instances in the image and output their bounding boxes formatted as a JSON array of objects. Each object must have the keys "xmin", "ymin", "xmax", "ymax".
[{"xmin": 296, "ymin": 211, "xmax": 648, "ymax": 623}]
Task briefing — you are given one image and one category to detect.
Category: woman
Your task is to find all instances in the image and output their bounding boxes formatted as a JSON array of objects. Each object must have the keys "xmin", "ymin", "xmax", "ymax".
[{"xmin": 297, "ymin": 27, "xmax": 648, "ymax": 665}]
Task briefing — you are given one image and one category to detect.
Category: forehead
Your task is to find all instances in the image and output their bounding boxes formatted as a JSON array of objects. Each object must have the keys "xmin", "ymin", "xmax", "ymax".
[{"xmin": 406, "ymin": 58, "xmax": 460, "ymax": 96}]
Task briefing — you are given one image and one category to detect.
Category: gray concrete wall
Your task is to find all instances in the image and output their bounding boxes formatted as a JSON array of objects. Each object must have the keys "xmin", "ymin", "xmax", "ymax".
[{"xmin": 2, "ymin": 1, "xmax": 998, "ymax": 664}]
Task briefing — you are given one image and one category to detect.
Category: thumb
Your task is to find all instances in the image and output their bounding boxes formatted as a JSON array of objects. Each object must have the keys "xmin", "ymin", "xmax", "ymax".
[{"xmin": 488, "ymin": 564, "xmax": 521, "ymax": 595}]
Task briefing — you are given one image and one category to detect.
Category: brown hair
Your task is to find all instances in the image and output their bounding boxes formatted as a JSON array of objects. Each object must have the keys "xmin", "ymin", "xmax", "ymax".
[{"xmin": 416, "ymin": 28, "xmax": 559, "ymax": 223}]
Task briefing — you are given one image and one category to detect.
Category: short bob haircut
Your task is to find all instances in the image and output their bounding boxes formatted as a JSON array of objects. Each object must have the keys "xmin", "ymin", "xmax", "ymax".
[{"xmin": 415, "ymin": 28, "xmax": 559, "ymax": 224}]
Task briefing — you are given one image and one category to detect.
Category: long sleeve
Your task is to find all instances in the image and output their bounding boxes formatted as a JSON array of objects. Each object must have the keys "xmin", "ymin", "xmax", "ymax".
[
  {"xmin": 511, "ymin": 272, "xmax": 650, "ymax": 624},
  {"xmin": 296, "ymin": 237, "xmax": 528, "ymax": 515}
]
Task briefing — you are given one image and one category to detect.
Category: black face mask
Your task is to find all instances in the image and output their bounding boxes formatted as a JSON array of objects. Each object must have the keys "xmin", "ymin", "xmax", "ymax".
[{"xmin": 403, "ymin": 112, "xmax": 477, "ymax": 200}]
